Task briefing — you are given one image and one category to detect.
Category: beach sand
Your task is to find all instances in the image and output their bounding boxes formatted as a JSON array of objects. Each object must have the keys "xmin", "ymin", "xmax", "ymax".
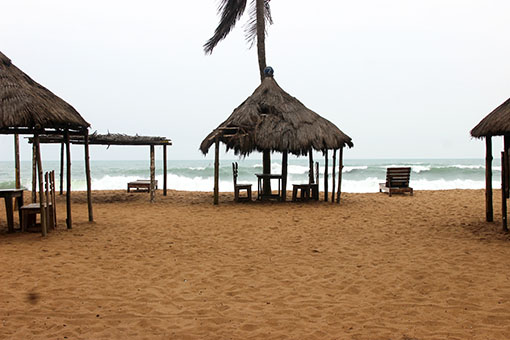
[{"xmin": 1, "ymin": 189, "xmax": 510, "ymax": 339}]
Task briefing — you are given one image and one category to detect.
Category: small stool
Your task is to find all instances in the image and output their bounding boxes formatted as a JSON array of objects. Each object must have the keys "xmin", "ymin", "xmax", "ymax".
[{"xmin": 292, "ymin": 184, "xmax": 311, "ymax": 202}]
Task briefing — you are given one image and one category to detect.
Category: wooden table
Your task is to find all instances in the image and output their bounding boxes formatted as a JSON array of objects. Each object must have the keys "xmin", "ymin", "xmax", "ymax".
[
  {"xmin": 0, "ymin": 189, "xmax": 24, "ymax": 233},
  {"xmin": 255, "ymin": 174, "xmax": 282, "ymax": 201}
]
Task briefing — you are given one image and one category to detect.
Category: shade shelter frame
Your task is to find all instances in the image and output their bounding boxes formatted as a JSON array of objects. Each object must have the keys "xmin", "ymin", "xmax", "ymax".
[
  {"xmin": 200, "ymin": 75, "xmax": 353, "ymax": 204},
  {"xmin": 29, "ymin": 132, "xmax": 173, "ymax": 203}
]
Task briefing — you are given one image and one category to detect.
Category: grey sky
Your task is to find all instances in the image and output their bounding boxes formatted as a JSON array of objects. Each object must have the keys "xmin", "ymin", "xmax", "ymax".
[{"xmin": 1, "ymin": 0, "xmax": 510, "ymax": 161}]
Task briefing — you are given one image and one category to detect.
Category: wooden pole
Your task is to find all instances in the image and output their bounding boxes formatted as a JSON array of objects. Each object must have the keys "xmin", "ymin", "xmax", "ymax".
[
  {"xmin": 324, "ymin": 150, "xmax": 329, "ymax": 202},
  {"xmin": 32, "ymin": 142, "xmax": 37, "ymax": 203},
  {"xmin": 282, "ymin": 151, "xmax": 288, "ymax": 202},
  {"xmin": 163, "ymin": 144, "xmax": 168, "ymax": 196},
  {"xmin": 337, "ymin": 147, "xmax": 344, "ymax": 203},
  {"xmin": 502, "ymin": 151, "xmax": 508, "ymax": 231},
  {"xmin": 332, "ymin": 149, "xmax": 336, "ymax": 203},
  {"xmin": 14, "ymin": 134, "xmax": 20, "ymax": 189},
  {"xmin": 308, "ymin": 149, "xmax": 314, "ymax": 184},
  {"xmin": 65, "ymin": 130, "xmax": 72, "ymax": 229},
  {"xmin": 14, "ymin": 134, "xmax": 21, "ymax": 210},
  {"xmin": 485, "ymin": 137, "xmax": 493, "ymax": 222},
  {"xmin": 263, "ymin": 150, "xmax": 271, "ymax": 195},
  {"xmin": 150, "ymin": 145, "xmax": 155, "ymax": 203},
  {"xmin": 59, "ymin": 142, "xmax": 64, "ymax": 195},
  {"xmin": 214, "ymin": 137, "xmax": 219, "ymax": 205},
  {"xmin": 84, "ymin": 130, "xmax": 93, "ymax": 222},
  {"xmin": 34, "ymin": 134, "xmax": 47, "ymax": 236}
]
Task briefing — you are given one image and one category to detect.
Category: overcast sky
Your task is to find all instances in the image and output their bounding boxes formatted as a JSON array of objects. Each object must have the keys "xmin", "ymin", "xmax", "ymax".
[{"xmin": 1, "ymin": 0, "xmax": 510, "ymax": 161}]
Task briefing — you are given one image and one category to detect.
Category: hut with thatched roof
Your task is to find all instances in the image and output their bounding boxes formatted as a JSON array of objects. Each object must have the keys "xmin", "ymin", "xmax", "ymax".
[
  {"xmin": 200, "ymin": 74, "xmax": 353, "ymax": 204},
  {"xmin": 471, "ymin": 97, "xmax": 510, "ymax": 231},
  {"xmin": 0, "ymin": 50, "xmax": 91, "ymax": 235}
]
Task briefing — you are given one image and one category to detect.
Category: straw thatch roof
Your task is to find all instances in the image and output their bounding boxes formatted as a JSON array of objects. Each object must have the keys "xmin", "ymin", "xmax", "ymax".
[
  {"xmin": 471, "ymin": 97, "xmax": 510, "ymax": 138},
  {"xmin": 0, "ymin": 51, "xmax": 89, "ymax": 132},
  {"xmin": 200, "ymin": 76, "xmax": 353, "ymax": 156}
]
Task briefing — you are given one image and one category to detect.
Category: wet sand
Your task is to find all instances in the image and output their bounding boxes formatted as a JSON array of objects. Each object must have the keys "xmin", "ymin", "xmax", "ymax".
[{"xmin": 1, "ymin": 189, "xmax": 510, "ymax": 339}]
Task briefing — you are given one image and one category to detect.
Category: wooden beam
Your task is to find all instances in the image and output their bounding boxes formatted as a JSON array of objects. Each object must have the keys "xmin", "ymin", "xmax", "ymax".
[
  {"xmin": 65, "ymin": 130, "xmax": 72, "ymax": 229},
  {"xmin": 34, "ymin": 134, "xmax": 47, "ymax": 236},
  {"xmin": 163, "ymin": 144, "xmax": 167, "ymax": 196},
  {"xmin": 214, "ymin": 137, "xmax": 219, "ymax": 205},
  {"xmin": 84, "ymin": 130, "xmax": 93, "ymax": 222},
  {"xmin": 150, "ymin": 145, "xmax": 155, "ymax": 203},
  {"xmin": 324, "ymin": 149, "xmax": 329, "ymax": 202},
  {"xmin": 337, "ymin": 147, "xmax": 343, "ymax": 203},
  {"xmin": 31, "ymin": 142, "xmax": 37, "ymax": 203},
  {"xmin": 59, "ymin": 142, "xmax": 64, "ymax": 195},
  {"xmin": 332, "ymin": 149, "xmax": 336, "ymax": 203},
  {"xmin": 282, "ymin": 151, "xmax": 288, "ymax": 202}
]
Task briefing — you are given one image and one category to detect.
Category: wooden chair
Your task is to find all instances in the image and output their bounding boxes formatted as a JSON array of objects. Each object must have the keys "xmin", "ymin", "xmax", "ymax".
[
  {"xmin": 232, "ymin": 162, "xmax": 252, "ymax": 202},
  {"xmin": 21, "ymin": 170, "xmax": 57, "ymax": 231},
  {"xmin": 292, "ymin": 162, "xmax": 319, "ymax": 201},
  {"xmin": 379, "ymin": 167, "xmax": 413, "ymax": 197}
]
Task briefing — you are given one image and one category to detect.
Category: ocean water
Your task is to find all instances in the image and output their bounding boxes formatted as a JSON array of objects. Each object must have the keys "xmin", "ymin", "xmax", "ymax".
[{"xmin": 0, "ymin": 159, "xmax": 501, "ymax": 193}]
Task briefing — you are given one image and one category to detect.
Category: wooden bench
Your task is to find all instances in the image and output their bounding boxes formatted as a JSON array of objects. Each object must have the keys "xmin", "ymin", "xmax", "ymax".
[
  {"xmin": 379, "ymin": 167, "xmax": 413, "ymax": 197},
  {"xmin": 127, "ymin": 180, "xmax": 158, "ymax": 193}
]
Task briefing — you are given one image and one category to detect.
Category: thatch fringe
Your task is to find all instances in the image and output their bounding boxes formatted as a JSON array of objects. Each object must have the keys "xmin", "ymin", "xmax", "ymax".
[
  {"xmin": 0, "ymin": 51, "xmax": 89, "ymax": 131},
  {"xmin": 200, "ymin": 77, "xmax": 353, "ymax": 156},
  {"xmin": 471, "ymin": 97, "xmax": 510, "ymax": 138}
]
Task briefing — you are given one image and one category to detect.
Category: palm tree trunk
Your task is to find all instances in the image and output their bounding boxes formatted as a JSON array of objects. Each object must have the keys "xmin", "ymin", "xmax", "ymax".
[
  {"xmin": 256, "ymin": 0, "xmax": 267, "ymax": 82},
  {"xmin": 256, "ymin": 0, "xmax": 271, "ymax": 195}
]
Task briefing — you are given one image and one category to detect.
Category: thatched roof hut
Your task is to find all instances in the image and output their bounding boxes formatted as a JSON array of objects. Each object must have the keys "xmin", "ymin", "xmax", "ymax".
[
  {"xmin": 470, "ymin": 96, "xmax": 510, "ymax": 231},
  {"xmin": 0, "ymin": 50, "xmax": 91, "ymax": 236},
  {"xmin": 200, "ymin": 76, "xmax": 353, "ymax": 156},
  {"xmin": 0, "ymin": 51, "xmax": 89, "ymax": 132},
  {"xmin": 201, "ymin": 75, "xmax": 353, "ymax": 204},
  {"xmin": 471, "ymin": 97, "xmax": 510, "ymax": 138}
]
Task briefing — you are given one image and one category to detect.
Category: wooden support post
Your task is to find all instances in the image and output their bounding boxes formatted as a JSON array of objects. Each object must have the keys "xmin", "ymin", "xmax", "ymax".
[
  {"xmin": 59, "ymin": 142, "xmax": 65, "ymax": 195},
  {"xmin": 282, "ymin": 151, "xmax": 288, "ymax": 202},
  {"xmin": 84, "ymin": 130, "xmax": 93, "ymax": 222},
  {"xmin": 14, "ymin": 134, "xmax": 20, "ymax": 189},
  {"xmin": 336, "ymin": 147, "xmax": 344, "ymax": 203},
  {"xmin": 150, "ymin": 145, "xmax": 155, "ymax": 203},
  {"xmin": 324, "ymin": 149, "xmax": 329, "ymax": 202},
  {"xmin": 263, "ymin": 150, "xmax": 271, "ymax": 195},
  {"xmin": 308, "ymin": 149, "xmax": 314, "ymax": 184},
  {"xmin": 502, "ymin": 151, "xmax": 508, "ymax": 231},
  {"xmin": 34, "ymin": 134, "xmax": 47, "ymax": 236},
  {"xmin": 214, "ymin": 138, "xmax": 219, "ymax": 205},
  {"xmin": 163, "ymin": 144, "xmax": 168, "ymax": 196},
  {"xmin": 32, "ymin": 142, "xmax": 37, "ymax": 203},
  {"xmin": 485, "ymin": 136, "xmax": 493, "ymax": 222},
  {"xmin": 332, "ymin": 149, "xmax": 336, "ymax": 203},
  {"xmin": 14, "ymin": 134, "xmax": 21, "ymax": 210},
  {"xmin": 65, "ymin": 130, "xmax": 72, "ymax": 229}
]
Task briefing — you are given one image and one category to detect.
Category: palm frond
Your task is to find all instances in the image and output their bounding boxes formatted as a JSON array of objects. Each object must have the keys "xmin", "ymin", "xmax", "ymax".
[
  {"xmin": 244, "ymin": 0, "xmax": 273, "ymax": 48},
  {"xmin": 204, "ymin": 0, "xmax": 248, "ymax": 54}
]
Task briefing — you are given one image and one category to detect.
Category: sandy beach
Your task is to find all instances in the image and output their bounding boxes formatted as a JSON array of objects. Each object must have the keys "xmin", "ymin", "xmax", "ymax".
[{"xmin": 1, "ymin": 189, "xmax": 510, "ymax": 339}]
